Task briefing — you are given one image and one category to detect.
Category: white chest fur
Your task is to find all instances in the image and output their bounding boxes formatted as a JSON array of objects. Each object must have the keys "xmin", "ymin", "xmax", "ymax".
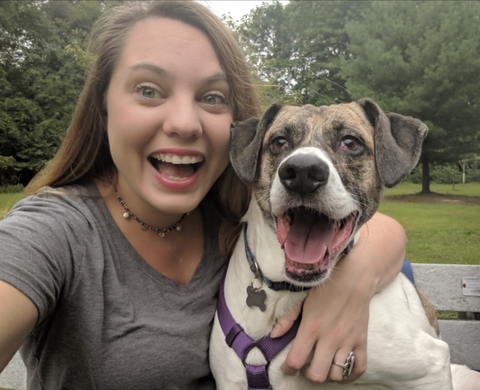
[{"xmin": 210, "ymin": 201, "xmax": 453, "ymax": 390}]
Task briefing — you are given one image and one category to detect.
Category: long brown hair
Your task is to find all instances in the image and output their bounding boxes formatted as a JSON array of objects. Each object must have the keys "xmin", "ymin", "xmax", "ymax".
[{"xmin": 25, "ymin": 0, "xmax": 261, "ymax": 258}]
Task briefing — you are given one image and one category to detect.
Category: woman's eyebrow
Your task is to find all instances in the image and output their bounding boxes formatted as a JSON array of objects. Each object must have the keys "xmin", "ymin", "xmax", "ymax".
[
  {"xmin": 130, "ymin": 63, "xmax": 167, "ymax": 76},
  {"xmin": 129, "ymin": 63, "xmax": 227, "ymax": 85},
  {"xmin": 203, "ymin": 73, "xmax": 228, "ymax": 84}
]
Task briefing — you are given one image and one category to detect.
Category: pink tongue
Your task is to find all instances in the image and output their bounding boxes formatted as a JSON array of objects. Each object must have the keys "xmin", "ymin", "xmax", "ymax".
[
  {"xmin": 157, "ymin": 162, "xmax": 195, "ymax": 178},
  {"xmin": 278, "ymin": 210, "xmax": 336, "ymax": 264}
]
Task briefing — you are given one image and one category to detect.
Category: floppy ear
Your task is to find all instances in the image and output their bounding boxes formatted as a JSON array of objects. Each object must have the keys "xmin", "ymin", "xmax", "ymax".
[
  {"xmin": 357, "ymin": 98, "xmax": 428, "ymax": 188},
  {"xmin": 230, "ymin": 103, "xmax": 283, "ymax": 184}
]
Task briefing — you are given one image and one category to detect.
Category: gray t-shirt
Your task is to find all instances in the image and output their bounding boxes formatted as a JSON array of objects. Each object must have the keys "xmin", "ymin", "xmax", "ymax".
[{"xmin": 0, "ymin": 179, "xmax": 226, "ymax": 389}]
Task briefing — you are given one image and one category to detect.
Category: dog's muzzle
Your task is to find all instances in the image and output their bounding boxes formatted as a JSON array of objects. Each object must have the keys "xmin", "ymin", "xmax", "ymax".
[
  {"xmin": 274, "ymin": 153, "xmax": 358, "ymax": 284},
  {"xmin": 278, "ymin": 154, "xmax": 329, "ymax": 195}
]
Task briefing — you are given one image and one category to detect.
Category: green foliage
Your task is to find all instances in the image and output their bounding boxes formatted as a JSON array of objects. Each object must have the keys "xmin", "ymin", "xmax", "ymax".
[
  {"xmin": 340, "ymin": 1, "xmax": 480, "ymax": 191},
  {"xmin": 466, "ymin": 169, "xmax": 480, "ymax": 183},
  {"xmin": 384, "ymin": 182, "xmax": 480, "ymax": 197},
  {"xmin": 430, "ymin": 165, "xmax": 462, "ymax": 186},
  {"xmin": 0, "ymin": 184, "xmax": 24, "ymax": 193},
  {"xmin": 0, "ymin": 0, "xmax": 106, "ymax": 185},
  {"xmin": 236, "ymin": 1, "xmax": 480, "ymax": 193},
  {"xmin": 403, "ymin": 164, "xmax": 480, "ymax": 184},
  {"xmin": 403, "ymin": 166, "xmax": 423, "ymax": 185},
  {"xmin": 233, "ymin": 1, "xmax": 368, "ymax": 105}
]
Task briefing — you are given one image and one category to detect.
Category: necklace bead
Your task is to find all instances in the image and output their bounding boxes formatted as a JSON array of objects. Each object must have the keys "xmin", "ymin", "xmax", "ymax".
[{"xmin": 114, "ymin": 185, "xmax": 188, "ymax": 238}]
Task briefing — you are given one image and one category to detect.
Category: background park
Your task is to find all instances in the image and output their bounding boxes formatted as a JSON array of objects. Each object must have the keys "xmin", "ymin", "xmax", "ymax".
[{"xmin": 0, "ymin": 0, "xmax": 479, "ymax": 267}]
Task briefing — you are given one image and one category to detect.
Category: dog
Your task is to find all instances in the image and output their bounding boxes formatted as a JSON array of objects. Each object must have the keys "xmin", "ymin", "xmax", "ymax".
[{"xmin": 210, "ymin": 98, "xmax": 480, "ymax": 389}]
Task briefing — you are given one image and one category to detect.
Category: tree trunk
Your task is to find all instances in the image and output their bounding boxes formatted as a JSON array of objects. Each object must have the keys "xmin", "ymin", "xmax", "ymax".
[
  {"xmin": 460, "ymin": 160, "xmax": 466, "ymax": 184},
  {"xmin": 421, "ymin": 153, "xmax": 431, "ymax": 194}
]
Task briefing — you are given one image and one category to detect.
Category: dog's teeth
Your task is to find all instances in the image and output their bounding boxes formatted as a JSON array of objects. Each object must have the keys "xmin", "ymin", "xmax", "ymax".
[
  {"xmin": 289, "ymin": 260, "xmax": 317, "ymax": 270},
  {"xmin": 284, "ymin": 214, "xmax": 292, "ymax": 231}
]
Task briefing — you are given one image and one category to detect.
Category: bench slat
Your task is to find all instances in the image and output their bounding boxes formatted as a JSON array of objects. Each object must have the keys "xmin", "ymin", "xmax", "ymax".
[
  {"xmin": 439, "ymin": 319, "xmax": 480, "ymax": 371},
  {"xmin": 412, "ymin": 263, "xmax": 480, "ymax": 312},
  {"xmin": 0, "ymin": 352, "xmax": 26, "ymax": 389}
]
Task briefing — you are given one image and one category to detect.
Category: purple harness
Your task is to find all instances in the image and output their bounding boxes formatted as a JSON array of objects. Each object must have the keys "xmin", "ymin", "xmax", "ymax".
[{"xmin": 217, "ymin": 272, "xmax": 302, "ymax": 390}]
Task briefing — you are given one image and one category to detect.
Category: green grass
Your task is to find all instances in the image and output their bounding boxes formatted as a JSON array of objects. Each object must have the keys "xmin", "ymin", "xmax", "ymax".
[
  {"xmin": 384, "ymin": 181, "xmax": 480, "ymax": 197},
  {"xmin": 1, "ymin": 184, "xmax": 479, "ymax": 265},
  {"xmin": 380, "ymin": 183, "xmax": 480, "ymax": 265},
  {"xmin": 0, "ymin": 193, "xmax": 22, "ymax": 220}
]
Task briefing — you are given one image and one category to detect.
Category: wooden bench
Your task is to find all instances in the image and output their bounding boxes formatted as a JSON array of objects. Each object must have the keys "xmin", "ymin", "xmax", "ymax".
[
  {"xmin": 411, "ymin": 263, "xmax": 480, "ymax": 371},
  {"xmin": 1, "ymin": 263, "xmax": 479, "ymax": 389}
]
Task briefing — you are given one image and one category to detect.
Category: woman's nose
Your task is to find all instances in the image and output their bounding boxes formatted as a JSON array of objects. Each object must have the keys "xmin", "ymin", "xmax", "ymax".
[{"xmin": 162, "ymin": 97, "xmax": 203, "ymax": 139}]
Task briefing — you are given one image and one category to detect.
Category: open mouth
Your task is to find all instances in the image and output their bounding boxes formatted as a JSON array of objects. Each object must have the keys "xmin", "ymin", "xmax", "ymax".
[
  {"xmin": 276, "ymin": 207, "xmax": 358, "ymax": 282},
  {"xmin": 148, "ymin": 153, "xmax": 204, "ymax": 181}
]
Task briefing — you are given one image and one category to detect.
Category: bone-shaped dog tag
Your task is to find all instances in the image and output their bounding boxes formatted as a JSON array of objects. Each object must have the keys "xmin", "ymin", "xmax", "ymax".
[{"xmin": 246, "ymin": 286, "xmax": 266, "ymax": 311}]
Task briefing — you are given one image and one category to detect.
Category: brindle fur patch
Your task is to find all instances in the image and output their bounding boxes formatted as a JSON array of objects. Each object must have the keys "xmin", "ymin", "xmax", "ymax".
[
  {"xmin": 415, "ymin": 284, "xmax": 440, "ymax": 336},
  {"xmin": 253, "ymin": 102, "xmax": 383, "ymax": 227}
]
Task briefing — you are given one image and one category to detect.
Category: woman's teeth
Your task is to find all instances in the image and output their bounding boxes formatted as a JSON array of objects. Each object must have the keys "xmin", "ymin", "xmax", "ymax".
[{"xmin": 150, "ymin": 153, "xmax": 204, "ymax": 164}]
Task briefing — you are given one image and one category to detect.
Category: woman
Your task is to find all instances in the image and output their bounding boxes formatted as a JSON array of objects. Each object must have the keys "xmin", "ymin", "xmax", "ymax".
[{"xmin": 0, "ymin": 1, "xmax": 406, "ymax": 388}]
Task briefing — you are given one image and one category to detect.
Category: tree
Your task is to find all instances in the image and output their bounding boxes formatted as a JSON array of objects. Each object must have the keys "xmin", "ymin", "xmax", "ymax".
[
  {"xmin": 341, "ymin": 1, "xmax": 480, "ymax": 193},
  {"xmin": 0, "ymin": 0, "xmax": 107, "ymax": 185},
  {"xmin": 234, "ymin": 1, "xmax": 369, "ymax": 106}
]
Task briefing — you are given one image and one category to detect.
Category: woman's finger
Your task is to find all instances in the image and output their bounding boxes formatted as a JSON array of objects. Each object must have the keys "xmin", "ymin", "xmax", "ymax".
[
  {"xmin": 270, "ymin": 302, "xmax": 302, "ymax": 338},
  {"xmin": 344, "ymin": 345, "xmax": 367, "ymax": 381},
  {"xmin": 328, "ymin": 348, "xmax": 366, "ymax": 382},
  {"xmin": 281, "ymin": 326, "xmax": 317, "ymax": 376},
  {"xmin": 300, "ymin": 339, "xmax": 336, "ymax": 382}
]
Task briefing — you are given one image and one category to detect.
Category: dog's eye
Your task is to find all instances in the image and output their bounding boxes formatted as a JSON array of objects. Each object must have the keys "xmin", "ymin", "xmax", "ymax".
[
  {"xmin": 341, "ymin": 137, "xmax": 362, "ymax": 152},
  {"xmin": 271, "ymin": 137, "xmax": 289, "ymax": 153}
]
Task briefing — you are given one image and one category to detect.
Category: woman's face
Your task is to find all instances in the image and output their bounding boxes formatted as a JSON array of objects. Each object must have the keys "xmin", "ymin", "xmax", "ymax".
[{"xmin": 106, "ymin": 18, "xmax": 233, "ymax": 220}]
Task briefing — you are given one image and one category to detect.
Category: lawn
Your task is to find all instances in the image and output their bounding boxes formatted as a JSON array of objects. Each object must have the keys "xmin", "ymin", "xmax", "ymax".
[
  {"xmin": 0, "ymin": 193, "xmax": 22, "ymax": 220},
  {"xmin": 1, "ymin": 183, "xmax": 479, "ymax": 265},
  {"xmin": 380, "ymin": 182, "xmax": 480, "ymax": 265}
]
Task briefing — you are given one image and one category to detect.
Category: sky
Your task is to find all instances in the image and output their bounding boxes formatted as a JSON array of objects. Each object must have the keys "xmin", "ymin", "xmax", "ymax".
[{"xmin": 196, "ymin": 1, "xmax": 289, "ymax": 22}]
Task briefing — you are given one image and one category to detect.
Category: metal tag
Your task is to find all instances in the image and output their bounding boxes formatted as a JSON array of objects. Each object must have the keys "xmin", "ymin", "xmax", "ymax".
[
  {"xmin": 246, "ymin": 286, "xmax": 266, "ymax": 311},
  {"xmin": 462, "ymin": 277, "xmax": 480, "ymax": 297}
]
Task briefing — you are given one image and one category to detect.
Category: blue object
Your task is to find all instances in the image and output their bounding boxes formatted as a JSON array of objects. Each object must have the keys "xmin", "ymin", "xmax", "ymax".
[{"xmin": 401, "ymin": 259, "xmax": 415, "ymax": 284}]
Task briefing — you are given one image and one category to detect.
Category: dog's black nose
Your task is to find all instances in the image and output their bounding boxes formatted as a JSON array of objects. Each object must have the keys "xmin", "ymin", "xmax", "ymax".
[{"xmin": 279, "ymin": 154, "xmax": 329, "ymax": 194}]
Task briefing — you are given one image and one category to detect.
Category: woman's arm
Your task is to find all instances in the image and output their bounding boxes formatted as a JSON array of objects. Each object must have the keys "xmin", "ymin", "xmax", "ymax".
[
  {"xmin": 272, "ymin": 212, "xmax": 406, "ymax": 383},
  {"xmin": 0, "ymin": 281, "xmax": 37, "ymax": 373}
]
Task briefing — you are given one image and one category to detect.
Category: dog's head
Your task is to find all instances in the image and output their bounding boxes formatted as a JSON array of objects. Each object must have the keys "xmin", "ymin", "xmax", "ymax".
[{"xmin": 230, "ymin": 98, "xmax": 427, "ymax": 286}]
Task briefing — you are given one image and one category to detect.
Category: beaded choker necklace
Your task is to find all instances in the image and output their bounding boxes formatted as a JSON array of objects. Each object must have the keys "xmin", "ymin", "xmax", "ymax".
[{"xmin": 113, "ymin": 185, "xmax": 189, "ymax": 238}]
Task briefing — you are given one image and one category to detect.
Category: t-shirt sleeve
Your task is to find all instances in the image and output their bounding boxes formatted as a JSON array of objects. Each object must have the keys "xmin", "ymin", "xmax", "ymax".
[{"xmin": 0, "ymin": 192, "xmax": 87, "ymax": 326}]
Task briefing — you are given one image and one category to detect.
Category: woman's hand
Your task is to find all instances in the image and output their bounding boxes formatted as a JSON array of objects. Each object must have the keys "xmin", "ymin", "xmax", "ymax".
[{"xmin": 271, "ymin": 212, "xmax": 406, "ymax": 383}]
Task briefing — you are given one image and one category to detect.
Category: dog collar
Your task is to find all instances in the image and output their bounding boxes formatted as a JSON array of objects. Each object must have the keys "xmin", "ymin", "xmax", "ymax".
[
  {"xmin": 217, "ymin": 271, "xmax": 302, "ymax": 390},
  {"xmin": 243, "ymin": 222, "xmax": 312, "ymax": 293}
]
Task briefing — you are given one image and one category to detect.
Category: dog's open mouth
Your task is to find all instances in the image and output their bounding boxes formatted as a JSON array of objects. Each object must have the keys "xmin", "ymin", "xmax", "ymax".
[
  {"xmin": 277, "ymin": 207, "xmax": 358, "ymax": 281},
  {"xmin": 148, "ymin": 153, "xmax": 204, "ymax": 180}
]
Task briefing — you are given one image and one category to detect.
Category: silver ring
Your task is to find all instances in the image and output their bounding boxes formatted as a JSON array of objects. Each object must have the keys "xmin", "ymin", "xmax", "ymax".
[{"xmin": 333, "ymin": 351, "xmax": 355, "ymax": 380}]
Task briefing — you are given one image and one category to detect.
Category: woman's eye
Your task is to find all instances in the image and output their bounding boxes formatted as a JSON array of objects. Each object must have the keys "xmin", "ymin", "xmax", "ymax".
[
  {"xmin": 203, "ymin": 94, "xmax": 225, "ymax": 106},
  {"xmin": 271, "ymin": 137, "xmax": 289, "ymax": 153},
  {"xmin": 138, "ymin": 86, "xmax": 160, "ymax": 99},
  {"xmin": 341, "ymin": 137, "xmax": 362, "ymax": 152}
]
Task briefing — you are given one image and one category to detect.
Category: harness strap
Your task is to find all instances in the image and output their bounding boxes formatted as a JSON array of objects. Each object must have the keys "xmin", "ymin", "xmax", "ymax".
[
  {"xmin": 246, "ymin": 364, "xmax": 273, "ymax": 390},
  {"xmin": 217, "ymin": 272, "xmax": 301, "ymax": 389}
]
